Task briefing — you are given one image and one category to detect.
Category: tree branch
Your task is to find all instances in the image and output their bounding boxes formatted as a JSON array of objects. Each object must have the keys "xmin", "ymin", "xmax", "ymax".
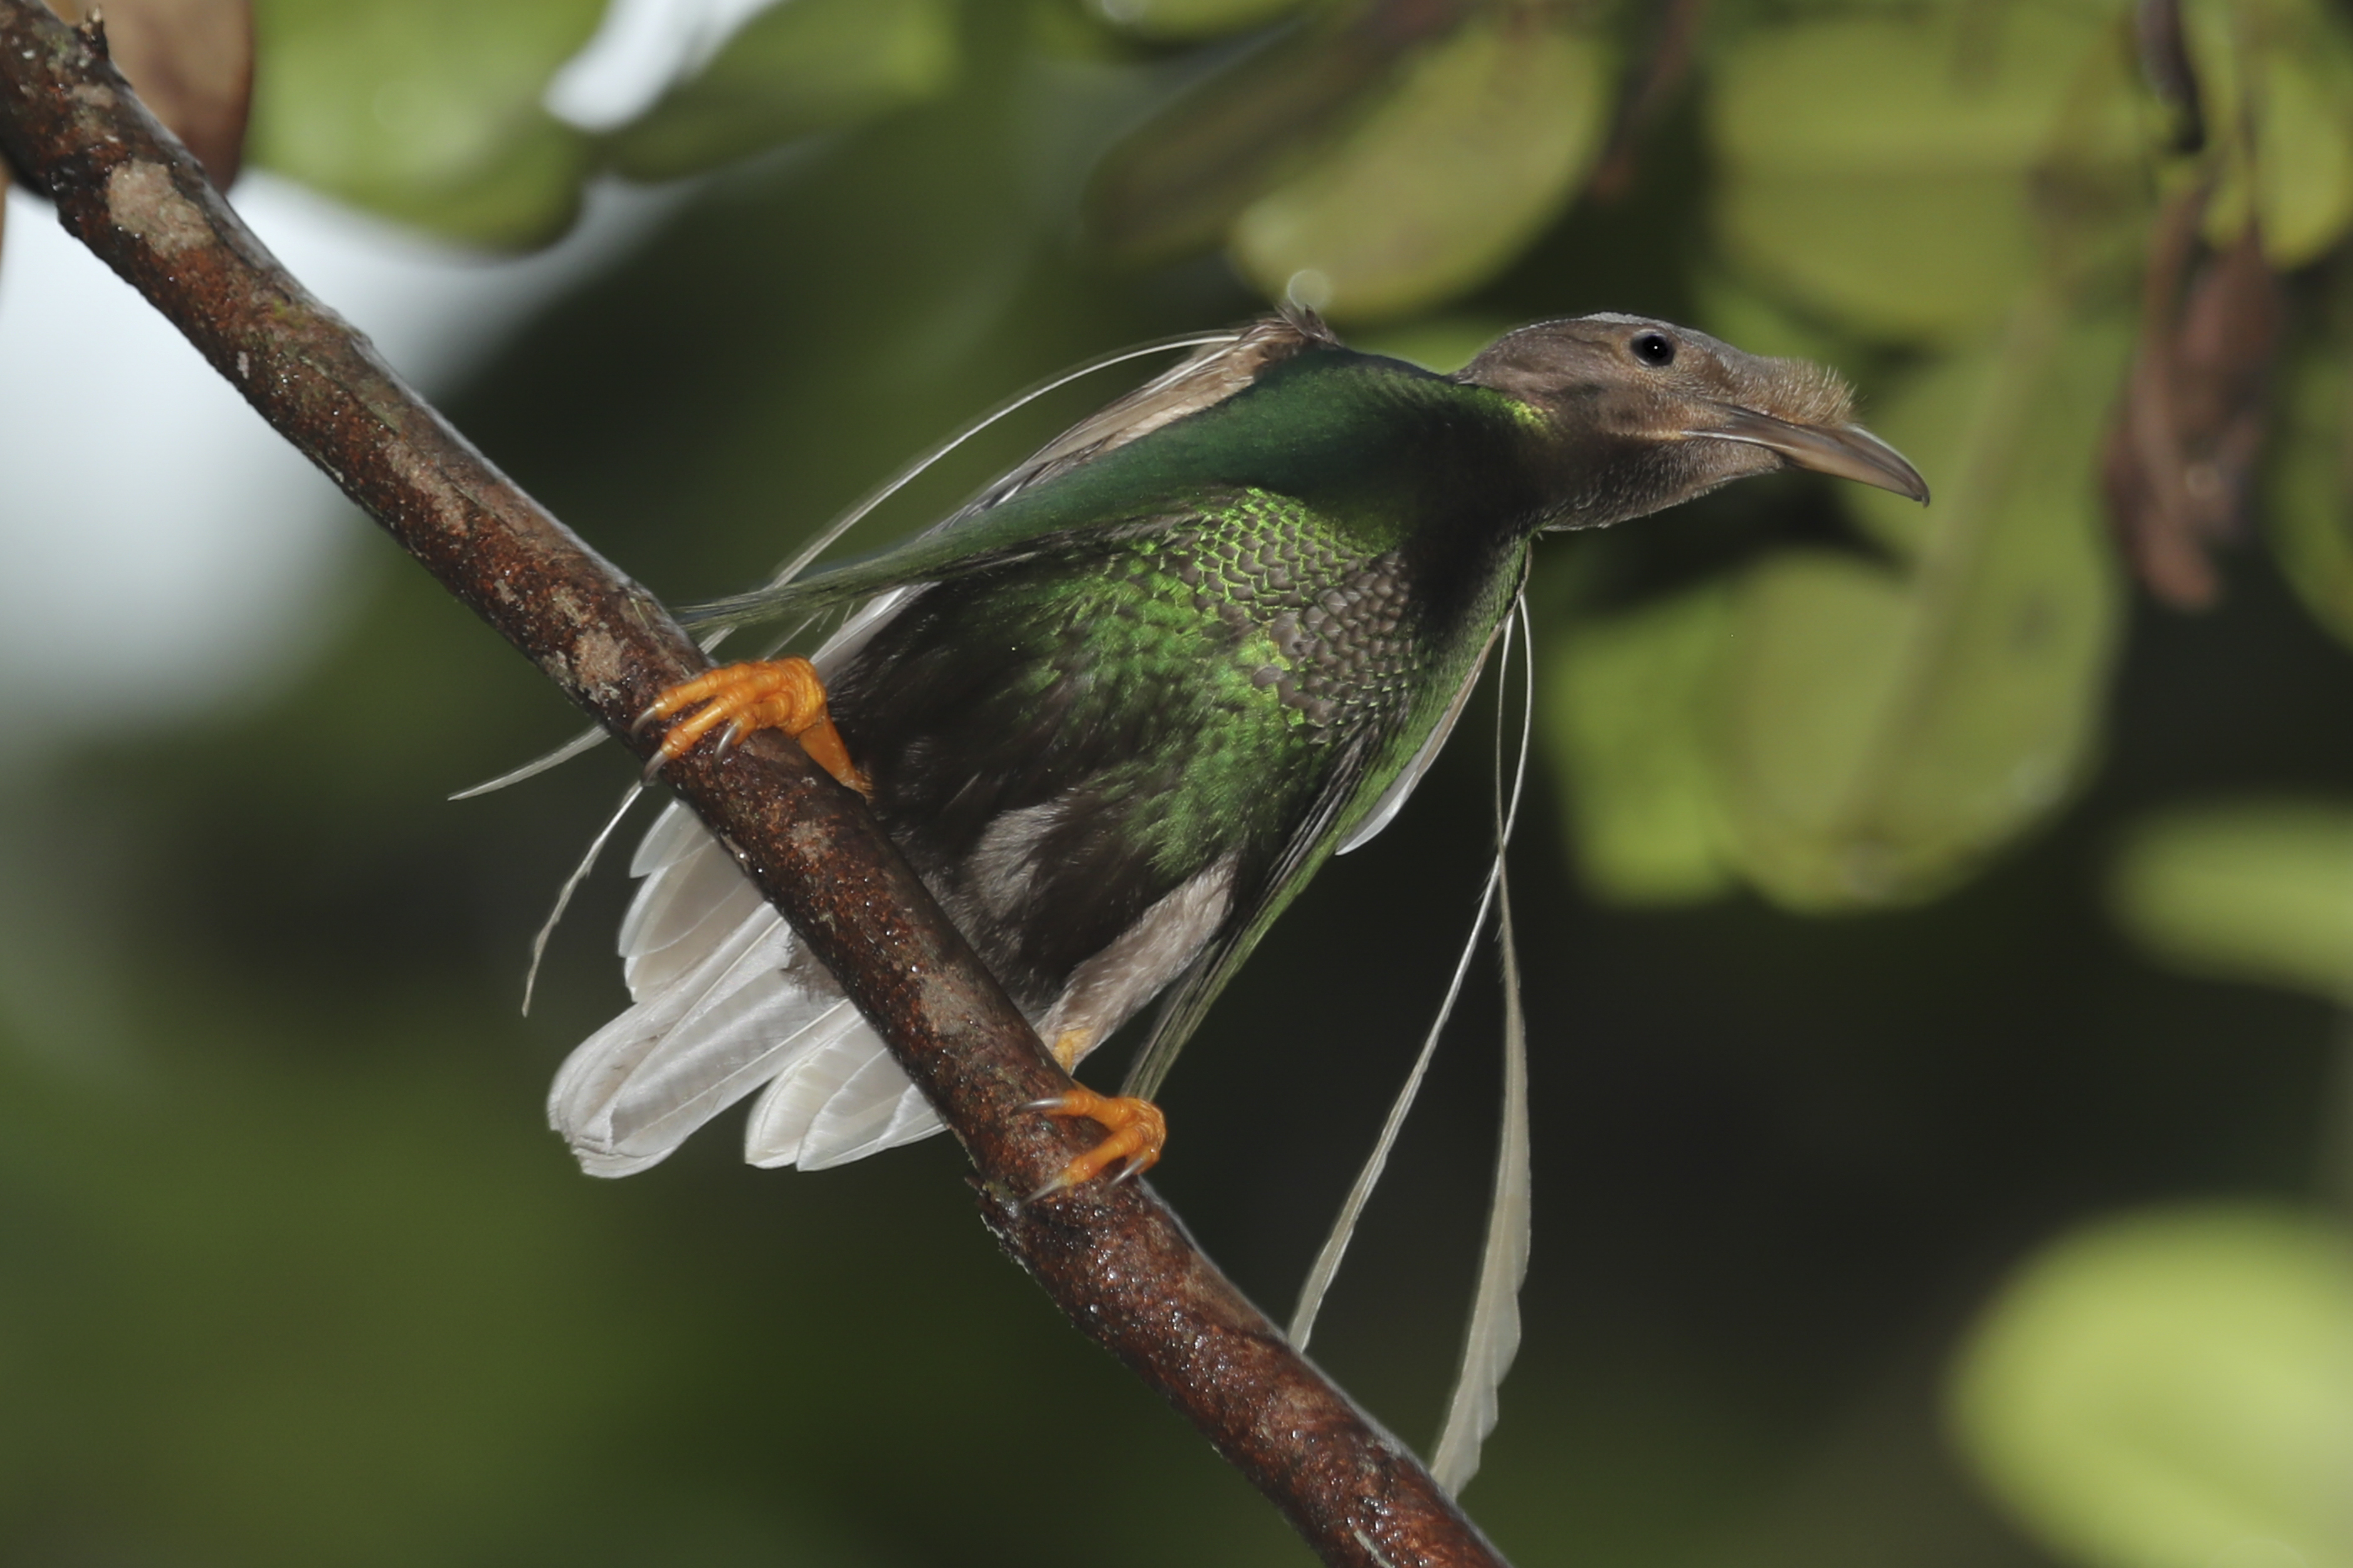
[{"xmin": 0, "ymin": 8, "xmax": 1509, "ymax": 1564}]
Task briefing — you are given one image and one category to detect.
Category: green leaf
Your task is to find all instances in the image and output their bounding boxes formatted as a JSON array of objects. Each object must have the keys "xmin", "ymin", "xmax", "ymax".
[
  {"xmin": 1228, "ymin": 6, "xmax": 1612, "ymax": 321},
  {"xmin": 1951, "ymin": 1205, "xmax": 2353, "ymax": 1568},
  {"xmin": 1708, "ymin": 5, "xmax": 2145, "ymax": 344},
  {"xmin": 1691, "ymin": 268, "xmax": 1858, "ymax": 371},
  {"xmin": 2188, "ymin": 0, "xmax": 2353, "ymax": 269},
  {"xmin": 1539, "ymin": 585, "xmax": 1739, "ymax": 906},
  {"xmin": 2110, "ymin": 802, "xmax": 2353, "ymax": 1003},
  {"xmin": 248, "ymin": 0, "xmax": 602, "ymax": 248},
  {"xmin": 1086, "ymin": 0, "xmax": 1311, "ymax": 43},
  {"xmin": 604, "ymin": 0, "xmax": 958, "ymax": 182},
  {"xmin": 1082, "ymin": 4, "xmax": 1462, "ymax": 268},
  {"xmin": 1712, "ymin": 552, "xmax": 1916, "ymax": 905},
  {"xmin": 2268, "ymin": 322, "xmax": 2353, "ymax": 648},
  {"xmin": 1714, "ymin": 299, "xmax": 2127, "ymax": 909}
]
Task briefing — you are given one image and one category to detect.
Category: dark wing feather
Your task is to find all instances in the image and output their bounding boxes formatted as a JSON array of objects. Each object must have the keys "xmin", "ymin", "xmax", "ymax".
[
  {"xmin": 681, "ymin": 311, "xmax": 1339, "ymax": 633},
  {"xmin": 1119, "ymin": 725, "xmax": 1381, "ymax": 1101},
  {"xmin": 969, "ymin": 308, "xmax": 1338, "ymax": 511}
]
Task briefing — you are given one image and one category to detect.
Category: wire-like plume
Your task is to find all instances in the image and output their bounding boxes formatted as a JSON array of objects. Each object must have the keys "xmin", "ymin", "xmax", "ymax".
[
  {"xmin": 1288, "ymin": 596, "xmax": 1536, "ymax": 1355},
  {"xmin": 1430, "ymin": 594, "xmax": 1537, "ymax": 1494}
]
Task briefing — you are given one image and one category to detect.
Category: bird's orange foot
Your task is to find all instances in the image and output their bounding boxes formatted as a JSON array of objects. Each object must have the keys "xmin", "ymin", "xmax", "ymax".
[
  {"xmin": 639, "ymin": 658, "xmax": 871, "ymax": 795},
  {"xmin": 1029, "ymin": 1085, "xmax": 1166, "ymax": 1200}
]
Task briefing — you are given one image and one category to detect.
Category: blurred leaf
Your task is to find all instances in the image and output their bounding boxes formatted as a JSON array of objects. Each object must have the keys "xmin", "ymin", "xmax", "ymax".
[
  {"xmin": 1709, "ymin": 5, "xmax": 2145, "ymax": 344},
  {"xmin": 248, "ymin": 0, "xmax": 599, "ymax": 248},
  {"xmin": 1712, "ymin": 552, "xmax": 1914, "ymax": 906},
  {"xmin": 1715, "ymin": 299, "xmax": 2127, "ymax": 909},
  {"xmin": 1950, "ymin": 1205, "xmax": 2353, "ymax": 1568},
  {"xmin": 1088, "ymin": 0, "xmax": 1310, "ymax": 43},
  {"xmin": 2111, "ymin": 801, "xmax": 2353, "ymax": 1003},
  {"xmin": 1082, "ymin": 0, "xmax": 1474, "ymax": 266},
  {"xmin": 1350, "ymin": 312, "xmax": 1515, "ymax": 372},
  {"xmin": 2187, "ymin": 0, "xmax": 2353, "ymax": 269},
  {"xmin": 2268, "ymin": 322, "xmax": 2353, "ymax": 647},
  {"xmin": 52, "ymin": 0, "xmax": 254, "ymax": 186},
  {"xmin": 1540, "ymin": 584, "xmax": 1738, "ymax": 906},
  {"xmin": 1228, "ymin": 4, "xmax": 1612, "ymax": 320},
  {"xmin": 1692, "ymin": 268, "xmax": 1855, "ymax": 368},
  {"xmin": 604, "ymin": 0, "xmax": 958, "ymax": 182}
]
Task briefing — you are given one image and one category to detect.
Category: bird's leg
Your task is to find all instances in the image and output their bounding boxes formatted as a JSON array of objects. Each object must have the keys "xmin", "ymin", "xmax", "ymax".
[
  {"xmin": 1029, "ymin": 1027, "xmax": 1167, "ymax": 1199},
  {"xmin": 638, "ymin": 659, "xmax": 871, "ymax": 795}
]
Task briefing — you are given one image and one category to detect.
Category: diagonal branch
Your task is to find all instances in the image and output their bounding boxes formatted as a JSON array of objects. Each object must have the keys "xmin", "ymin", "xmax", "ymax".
[{"xmin": 0, "ymin": 7, "xmax": 1509, "ymax": 1565}]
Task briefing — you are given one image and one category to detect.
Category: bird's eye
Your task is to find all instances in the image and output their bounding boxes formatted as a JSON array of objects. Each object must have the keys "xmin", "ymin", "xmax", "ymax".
[{"xmin": 1631, "ymin": 331, "xmax": 1676, "ymax": 367}]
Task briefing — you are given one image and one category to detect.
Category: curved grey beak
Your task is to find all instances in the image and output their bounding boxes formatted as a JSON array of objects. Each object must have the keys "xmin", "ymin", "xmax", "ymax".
[{"xmin": 1696, "ymin": 407, "xmax": 1931, "ymax": 503}]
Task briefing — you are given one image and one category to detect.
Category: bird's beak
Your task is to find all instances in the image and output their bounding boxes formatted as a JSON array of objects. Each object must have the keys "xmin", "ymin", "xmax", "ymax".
[{"xmin": 1692, "ymin": 406, "xmax": 1931, "ymax": 503}]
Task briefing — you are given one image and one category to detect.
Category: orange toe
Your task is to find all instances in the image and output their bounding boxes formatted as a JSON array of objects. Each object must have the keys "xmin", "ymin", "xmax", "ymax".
[
  {"xmin": 1032, "ymin": 1086, "xmax": 1165, "ymax": 1199},
  {"xmin": 641, "ymin": 658, "xmax": 870, "ymax": 794}
]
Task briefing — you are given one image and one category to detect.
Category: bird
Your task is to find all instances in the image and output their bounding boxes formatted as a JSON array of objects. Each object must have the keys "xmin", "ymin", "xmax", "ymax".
[{"xmin": 546, "ymin": 309, "xmax": 1928, "ymax": 1195}]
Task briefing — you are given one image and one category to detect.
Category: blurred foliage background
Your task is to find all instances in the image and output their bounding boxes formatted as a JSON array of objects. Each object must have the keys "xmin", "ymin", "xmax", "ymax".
[{"xmin": 4, "ymin": 0, "xmax": 2353, "ymax": 1563}]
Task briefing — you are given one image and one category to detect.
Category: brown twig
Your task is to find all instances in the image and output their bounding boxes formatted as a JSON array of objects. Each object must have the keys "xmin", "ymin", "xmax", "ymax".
[
  {"xmin": 0, "ymin": 5, "xmax": 1509, "ymax": 1564},
  {"xmin": 1587, "ymin": 0, "xmax": 1706, "ymax": 203}
]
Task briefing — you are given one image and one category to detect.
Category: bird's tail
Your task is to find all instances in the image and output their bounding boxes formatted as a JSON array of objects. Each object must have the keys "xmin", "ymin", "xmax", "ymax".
[{"xmin": 549, "ymin": 802, "xmax": 943, "ymax": 1176}]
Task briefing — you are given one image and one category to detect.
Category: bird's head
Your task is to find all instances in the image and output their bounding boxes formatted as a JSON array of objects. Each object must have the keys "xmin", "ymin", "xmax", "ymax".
[{"xmin": 1454, "ymin": 313, "xmax": 1928, "ymax": 529}]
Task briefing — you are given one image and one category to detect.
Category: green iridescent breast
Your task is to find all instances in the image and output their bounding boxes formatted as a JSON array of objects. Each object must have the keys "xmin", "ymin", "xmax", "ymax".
[{"xmin": 1141, "ymin": 489, "xmax": 1420, "ymax": 742}]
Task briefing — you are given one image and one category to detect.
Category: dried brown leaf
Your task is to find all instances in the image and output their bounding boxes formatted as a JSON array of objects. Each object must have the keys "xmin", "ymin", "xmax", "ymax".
[
  {"xmin": 48, "ymin": 0, "xmax": 251, "ymax": 186},
  {"xmin": 2102, "ymin": 187, "xmax": 2285, "ymax": 609},
  {"xmin": 1588, "ymin": 0, "xmax": 1704, "ymax": 202}
]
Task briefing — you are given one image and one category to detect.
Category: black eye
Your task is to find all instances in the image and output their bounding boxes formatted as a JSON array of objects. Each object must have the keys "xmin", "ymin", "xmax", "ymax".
[{"xmin": 1631, "ymin": 330, "xmax": 1675, "ymax": 366}]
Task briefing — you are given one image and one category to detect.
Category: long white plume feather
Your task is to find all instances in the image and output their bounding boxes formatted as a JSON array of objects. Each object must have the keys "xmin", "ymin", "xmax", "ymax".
[
  {"xmin": 450, "ymin": 722, "xmax": 612, "ymax": 800},
  {"xmin": 1429, "ymin": 857, "xmax": 1531, "ymax": 1493},
  {"xmin": 1288, "ymin": 869, "xmax": 1500, "ymax": 1349},
  {"xmin": 1430, "ymin": 595, "xmax": 1538, "ymax": 1494},
  {"xmin": 1288, "ymin": 597, "xmax": 1535, "ymax": 1351},
  {"xmin": 729, "ymin": 331, "xmax": 1240, "ymax": 604},
  {"xmin": 521, "ymin": 780, "xmax": 645, "ymax": 1015}
]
